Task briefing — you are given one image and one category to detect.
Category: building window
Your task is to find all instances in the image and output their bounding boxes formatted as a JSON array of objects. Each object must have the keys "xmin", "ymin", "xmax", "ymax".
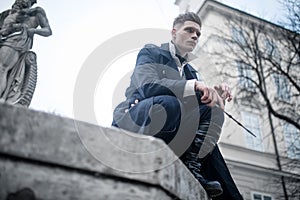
[
  {"xmin": 237, "ymin": 62, "xmax": 256, "ymax": 91},
  {"xmin": 241, "ymin": 112, "xmax": 264, "ymax": 151},
  {"xmin": 265, "ymin": 39, "xmax": 281, "ymax": 62},
  {"xmin": 273, "ymin": 73, "xmax": 291, "ymax": 102},
  {"xmin": 283, "ymin": 123, "xmax": 300, "ymax": 160},
  {"xmin": 252, "ymin": 192, "xmax": 273, "ymax": 200},
  {"xmin": 232, "ymin": 27, "xmax": 247, "ymax": 47}
]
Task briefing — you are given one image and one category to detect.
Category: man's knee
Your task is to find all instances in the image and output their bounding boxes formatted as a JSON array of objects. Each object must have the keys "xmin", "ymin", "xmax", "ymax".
[
  {"xmin": 211, "ymin": 106, "xmax": 225, "ymax": 126},
  {"xmin": 200, "ymin": 104, "xmax": 224, "ymax": 126},
  {"xmin": 153, "ymin": 95, "xmax": 181, "ymax": 113},
  {"xmin": 152, "ymin": 95, "xmax": 182, "ymax": 124},
  {"xmin": 199, "ymin": 104, "xmax": 212, "ymax": 121},
  {"xmin": 151, "ymin": 95, "xmax": 181, "ymax": 132}
]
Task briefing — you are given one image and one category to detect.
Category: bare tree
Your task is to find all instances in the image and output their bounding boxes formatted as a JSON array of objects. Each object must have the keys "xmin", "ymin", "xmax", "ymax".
[
  {"xmin": 201, "ymin": 1, "xmax": 300, "ymax": 199},
  {"xmin": 209, "ymin": 15, "xmax": 299, "ymax": 130}
]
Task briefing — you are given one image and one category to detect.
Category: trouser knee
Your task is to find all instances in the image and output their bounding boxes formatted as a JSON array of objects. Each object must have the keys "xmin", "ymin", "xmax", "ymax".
[
  {"xmin": 193, "ymin": 105, "xmax": 225, "ymax": 158},
  {"xmin": 199, "ymin": 104, "xmax": 224, "ymax": 127},
  {"xmin": 150, "ymin": 95, "xmax": 181, "ymax": 132}
]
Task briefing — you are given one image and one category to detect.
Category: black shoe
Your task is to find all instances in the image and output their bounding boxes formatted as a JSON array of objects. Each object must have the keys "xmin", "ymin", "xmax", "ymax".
[
  {"xmin": 201, "ymin": 180, "xmax": 223, "ymax": 197},
  {"xmin": 181, "ymin": 152, "xmax": 223, "ymax": 198}
]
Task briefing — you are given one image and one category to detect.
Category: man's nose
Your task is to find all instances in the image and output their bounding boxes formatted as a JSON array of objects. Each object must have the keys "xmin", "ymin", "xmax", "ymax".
[
  {"xmin": 192, "ymin": 35, "xmax": 198, "ymax": 40},
  {"xmin": 191, "ymin": 32, "xmax": 198, "ymax": 40}
]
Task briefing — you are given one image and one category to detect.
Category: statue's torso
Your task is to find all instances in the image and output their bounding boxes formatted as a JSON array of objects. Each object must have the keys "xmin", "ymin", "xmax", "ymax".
[
  {"xmin": 2, "ymin": 9, "xmax": 40, "ymax": 36},
  {"xmin": 1, "ymin": 9, "xmax": 41, "ymax": 52}
]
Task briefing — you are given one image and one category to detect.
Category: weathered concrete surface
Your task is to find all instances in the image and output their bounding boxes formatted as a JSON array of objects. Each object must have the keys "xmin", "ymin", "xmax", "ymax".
[{"xmin": 0, "ymin": 103, "xmax": 209, "ymax": 200}]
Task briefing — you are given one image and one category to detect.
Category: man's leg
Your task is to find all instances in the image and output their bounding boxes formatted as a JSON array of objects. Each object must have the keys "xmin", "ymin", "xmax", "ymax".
[
  {"xmin": 181, "ymin": 104, "xmax": 224, "ymax": 198},
  {"xmin": 114, "ymin": 95, "xmax": 182, "ymax": 142},
  {"xmin": 201, "ymin": 146, "xmax": 244, "ymax": 200},
  {"xmin": 197, "ymin": 104, "xmax": 224, "ymax": 158},
  {"xmin": 113, "ymin": 95, "xmax": 225, "ymax": 197}
]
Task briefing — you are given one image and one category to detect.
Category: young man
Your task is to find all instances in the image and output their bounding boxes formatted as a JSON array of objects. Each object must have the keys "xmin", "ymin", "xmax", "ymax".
[{"xmin": 112, "ymin": 12, "xmax": 243, "ymax": 199}]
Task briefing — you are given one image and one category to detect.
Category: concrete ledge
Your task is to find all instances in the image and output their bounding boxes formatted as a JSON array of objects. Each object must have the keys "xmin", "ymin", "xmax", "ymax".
[{"xmin": 0, "ymin": 103, "xmax": 209, "ymax": 200}]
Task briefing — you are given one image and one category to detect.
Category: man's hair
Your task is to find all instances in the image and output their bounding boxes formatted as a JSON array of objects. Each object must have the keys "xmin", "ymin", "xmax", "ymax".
[{"xmin": 172, "ymin": 12, "xmax": 202, "ymax": 28}]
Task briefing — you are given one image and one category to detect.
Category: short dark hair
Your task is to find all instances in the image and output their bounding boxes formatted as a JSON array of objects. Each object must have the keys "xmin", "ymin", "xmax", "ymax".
[{"xmin": 173, "ymin": 12, "xmax": 202, "ymax": 28}]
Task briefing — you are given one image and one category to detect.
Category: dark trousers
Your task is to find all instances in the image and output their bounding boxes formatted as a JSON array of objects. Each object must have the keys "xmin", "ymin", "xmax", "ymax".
[{"xmin": 114, "ymin": 95, "xmax": 224, "ymax": 157}]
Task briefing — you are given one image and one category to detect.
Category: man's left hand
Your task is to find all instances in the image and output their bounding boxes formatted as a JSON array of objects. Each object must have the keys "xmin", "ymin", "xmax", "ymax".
[{"xmin": 214, "ymin": 83, "xmax": 233, "ymax": 103}]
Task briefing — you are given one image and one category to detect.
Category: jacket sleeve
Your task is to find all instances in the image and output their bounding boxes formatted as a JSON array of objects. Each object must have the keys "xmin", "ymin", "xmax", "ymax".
[{"xmin": 130, "ymin": 46, "xmax": 188, "ymax": 99}]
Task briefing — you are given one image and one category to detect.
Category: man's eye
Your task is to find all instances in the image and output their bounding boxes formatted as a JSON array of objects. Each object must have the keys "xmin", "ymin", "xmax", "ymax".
[
  {"xmin": 185, "ymin": 27, "xmax": 201, "ymax": 37},
  {"xmin": 185, "ymin": 28, "xmax": 193, "ymax": 33}
]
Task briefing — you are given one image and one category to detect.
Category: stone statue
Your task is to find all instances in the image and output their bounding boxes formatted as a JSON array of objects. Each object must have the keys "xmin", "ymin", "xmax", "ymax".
[{"xmin": 0, "ymin": 0, "xmax": 52, "ymax": 106}]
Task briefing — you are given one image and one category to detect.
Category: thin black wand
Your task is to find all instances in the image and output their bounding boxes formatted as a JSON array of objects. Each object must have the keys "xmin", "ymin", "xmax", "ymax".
[
  {"xmin": 222, "ymin": 109, "xmax": 257, "ymax": 137},
  {"xmin": 197, "ymin": 91, "xmax": 256, "ymax": 137},
  {"xmin": 214, "ymin": 103, "xmax": 256, "ymax": 137}
]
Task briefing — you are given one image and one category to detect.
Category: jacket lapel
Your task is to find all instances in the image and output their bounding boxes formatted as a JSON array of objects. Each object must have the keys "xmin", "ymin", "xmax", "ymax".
[
  {"xmin": 186, "ymin": 65, "xmax": 200, "ymax": 80},
  {"xmin": 160, "ymin": 43, "xmax": 178, "ymax": 71},
  {"xmin": 158, "ymin": 43, "xmax": 200, "ymax": 81},
  {"xmin": 159, "ymin": 43, "xmax": 182, "ymax": 80}
]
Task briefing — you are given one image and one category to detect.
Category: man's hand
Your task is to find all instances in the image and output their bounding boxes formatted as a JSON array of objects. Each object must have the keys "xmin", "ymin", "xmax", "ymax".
[
  {"xmin": 214, "ymin": 83, "xmax": 233, "ymax": 103},
  {"xmin": 194, "ymin": 81, "xmax": 225, "ymax": 109}
]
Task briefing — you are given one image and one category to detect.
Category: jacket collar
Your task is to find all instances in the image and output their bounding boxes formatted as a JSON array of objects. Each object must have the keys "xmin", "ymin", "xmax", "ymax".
[
  {"xmin": 160, "ymin": 42, "xmax": 197, "ymax": 63},
  {"xmin": 160, "ymin": 42, "xmax": 199, "ymax": 80}
]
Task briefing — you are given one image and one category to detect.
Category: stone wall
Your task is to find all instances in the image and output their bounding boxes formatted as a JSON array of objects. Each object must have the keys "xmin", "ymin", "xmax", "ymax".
[{"xmin": 0, "ymin": 103, "xmax": 209, "ymax": 200}]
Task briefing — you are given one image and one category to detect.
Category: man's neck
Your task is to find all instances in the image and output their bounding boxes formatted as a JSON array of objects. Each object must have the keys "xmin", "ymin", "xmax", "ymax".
[
  {"xmin": 170, "ymin": 41, "xmax": 187, "ymax": 58},
  {"xmin": 176, "ymin": 48, "xmax": 188, "ymax": 58}
]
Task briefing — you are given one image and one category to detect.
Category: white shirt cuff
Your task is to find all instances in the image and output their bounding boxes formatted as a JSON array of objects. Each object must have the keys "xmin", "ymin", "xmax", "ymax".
[{"xmin": 183, "ymin": 79, "xmax": 196, "ymax": 97}]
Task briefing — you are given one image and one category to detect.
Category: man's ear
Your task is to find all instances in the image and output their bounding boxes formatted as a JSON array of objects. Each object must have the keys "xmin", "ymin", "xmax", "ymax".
[{"xmin": 171, "ymin": 28, "xmax": 176, "ymax": 39}]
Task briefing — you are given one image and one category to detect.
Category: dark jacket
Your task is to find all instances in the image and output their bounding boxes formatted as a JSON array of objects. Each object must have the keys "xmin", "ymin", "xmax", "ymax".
[
  {"xmin": 113, "ymin": 43, "xmax": 199, "ymax": 132},
  {"xmin": 124, "ymin": 43, "xmax": 199, "ymax": 104}
]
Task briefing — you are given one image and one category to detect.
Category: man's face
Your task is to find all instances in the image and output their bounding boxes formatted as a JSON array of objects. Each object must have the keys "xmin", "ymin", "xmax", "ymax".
[{"xmin": 172, "ymin": 21, "xmax": 201, "ymax": 56}]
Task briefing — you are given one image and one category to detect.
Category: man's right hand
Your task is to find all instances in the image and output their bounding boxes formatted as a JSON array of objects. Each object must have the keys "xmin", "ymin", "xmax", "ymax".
[{"xmin": 194, "ymin": 81, "xmax": 225, "ymax": 109}]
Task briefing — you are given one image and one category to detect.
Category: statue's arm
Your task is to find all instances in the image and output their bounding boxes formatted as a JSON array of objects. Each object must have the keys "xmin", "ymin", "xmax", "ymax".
[
  {"xmin": 36, "ymin": 7, "xmax": 52, "ymax": 37},
  {"xmin": 0, "ymin": 9, "xmax": 10, "ymax": 29},
  {"xmin": 26, "ymin": 6, "xmax": 52, "ymax": 37},
  {"xmin": 0, "ymin": 9, "xmax": 10, "ymax": 36}
]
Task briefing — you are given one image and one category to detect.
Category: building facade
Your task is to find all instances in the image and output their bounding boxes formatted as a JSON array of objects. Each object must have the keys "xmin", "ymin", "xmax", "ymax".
[{"xmin": 175, "ymin": 0, "xmax": 300, "ymax": 199}]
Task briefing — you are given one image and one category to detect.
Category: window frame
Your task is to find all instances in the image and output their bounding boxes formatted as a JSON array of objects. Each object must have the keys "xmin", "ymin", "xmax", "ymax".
[
  {"xmin": 237, "ymin": 61, "xmax": 256, "ymax": 91},
  {"xmin": 251, "ymin": 191, "xmax": 273, "ymax": 200},
  {"xmin": 273, "ymin": 73, "xmax": 291, "ymax": 102},
  {"xmin": 265, "ymin": 39, "xmax": 281, "ymax": 63},
  {"xmin": 232, "ymin": 26, "xmax": 248, "ymax": 47},
  {"xmin": 241, "ymin": 111, "xmax": 264, "ymax": 152},
  {"xmin": 283, "ymin": 122, "xmax": 300, "ymax": 160}
]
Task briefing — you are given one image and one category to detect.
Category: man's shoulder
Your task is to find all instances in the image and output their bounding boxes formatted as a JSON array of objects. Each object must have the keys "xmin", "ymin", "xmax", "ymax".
[
  {"xmin": 143, "ymin": 43, "xmax": 159, "ymax": 49},
  {"xmin": 136, "ymin": 43, "xmax": 171, "ymax": 64},
  {"xmin": 143, "ymin": 43, "xmax": 169, "ymax": 50},
  {"xmin": 141, "ymin": 43, "xmax": 170, "ymax": 56},
  {"xmin": 142, "ymin": 43, "xmax": 161, "ymax": 54}
]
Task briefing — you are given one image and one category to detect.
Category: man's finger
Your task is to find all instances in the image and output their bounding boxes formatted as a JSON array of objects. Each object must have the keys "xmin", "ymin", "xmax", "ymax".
[{"xmin": 200, "ymin": 87, "xmax": 209, "ymax": 101}]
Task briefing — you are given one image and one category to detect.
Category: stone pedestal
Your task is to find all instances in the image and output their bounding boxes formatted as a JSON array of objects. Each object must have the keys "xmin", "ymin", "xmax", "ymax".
[{"xmin": 0, "ymin": 103, "xmax": 209, "ymax": 200}]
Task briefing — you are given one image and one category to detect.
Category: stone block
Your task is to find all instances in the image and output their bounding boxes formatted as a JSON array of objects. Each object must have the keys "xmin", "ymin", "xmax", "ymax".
[{"xmin": 0, "ymin": 103, "xmax": 209, "ymax": 200}]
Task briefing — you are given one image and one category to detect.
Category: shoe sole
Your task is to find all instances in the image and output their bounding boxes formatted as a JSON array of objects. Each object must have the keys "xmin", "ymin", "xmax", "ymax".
[{"xmin": 206, "ymin": 187, "xmax": 223, "ymax": 198}]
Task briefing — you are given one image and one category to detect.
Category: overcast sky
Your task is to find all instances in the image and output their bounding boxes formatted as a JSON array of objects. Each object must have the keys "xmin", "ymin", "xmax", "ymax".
[{"xmin": 0, "ymin": 0, "xmax": 284, "ymax": 127}]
